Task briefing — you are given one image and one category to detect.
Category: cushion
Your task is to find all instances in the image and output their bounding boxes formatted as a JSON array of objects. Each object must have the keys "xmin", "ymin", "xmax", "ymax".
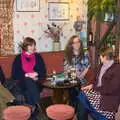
[
  {"xmin": 3, "ymin": 106, "xmax": 31, "ymax": 120},
  {"xmin": 46, "ymin": 104, "xmax": 75, "ymax": 120}
]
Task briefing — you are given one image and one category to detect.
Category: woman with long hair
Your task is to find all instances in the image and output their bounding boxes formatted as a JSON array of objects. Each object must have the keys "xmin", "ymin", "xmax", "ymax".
[
  {"xmin": 64, "ymin": 35, "xmax": 90, "ymax": 119},
  {"xmin": 64, "ymin": 35, "xmax": 90, "ymax": 85}
]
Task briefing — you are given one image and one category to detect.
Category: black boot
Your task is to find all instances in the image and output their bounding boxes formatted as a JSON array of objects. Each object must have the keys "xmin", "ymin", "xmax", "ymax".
[{"xmin": 7, "ymin": 100, "xmax": 21, "ymax": 106}]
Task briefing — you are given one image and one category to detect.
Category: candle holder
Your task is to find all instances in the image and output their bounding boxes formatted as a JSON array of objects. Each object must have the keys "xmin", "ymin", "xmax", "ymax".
[{"xmin": 88, "ymin": 32, "xmax": 95, "ymax": 46}]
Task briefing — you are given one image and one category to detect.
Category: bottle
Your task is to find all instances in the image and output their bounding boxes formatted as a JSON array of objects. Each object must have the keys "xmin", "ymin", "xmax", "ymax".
[
  {"xmin": 51, "ymin": 70, "xmax": 56, "ymax": 86},
  {"xmin": 52, "ymin": 70, "xmax": 56, "ymax": 81}
]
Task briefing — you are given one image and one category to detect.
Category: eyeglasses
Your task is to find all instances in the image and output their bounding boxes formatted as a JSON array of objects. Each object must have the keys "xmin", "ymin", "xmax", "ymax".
[{"xmin": 72, "ymin": 40, "xmax": 81, "ymax": 44}]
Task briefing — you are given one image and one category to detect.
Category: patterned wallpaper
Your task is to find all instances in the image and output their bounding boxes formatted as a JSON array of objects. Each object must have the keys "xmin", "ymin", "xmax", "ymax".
[{"xmin": 13, "ymin": 0, "xmax": 87, "ymax": 53}]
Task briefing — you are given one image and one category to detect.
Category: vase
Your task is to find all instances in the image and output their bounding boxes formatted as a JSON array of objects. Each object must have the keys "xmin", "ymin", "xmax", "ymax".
[{"xmin": 52, "ymin": 40, "xmax": 61, "ymax": 51}]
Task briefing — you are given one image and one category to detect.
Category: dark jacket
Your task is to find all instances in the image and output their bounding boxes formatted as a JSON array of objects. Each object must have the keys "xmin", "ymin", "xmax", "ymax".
[
  {"xmin": 12, "ymin": 53, "xmax": 46, "ymax": 81},
  {"xmin": 93, "ymin": 63, "xmax": 120, "ymax": 112}
]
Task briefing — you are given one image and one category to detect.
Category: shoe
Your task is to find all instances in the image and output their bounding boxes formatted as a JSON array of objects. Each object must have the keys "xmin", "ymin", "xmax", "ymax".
[
  {"xmin": 7, "ymin": 102, "xmax": 14, "ymax": 106},
  {"xmin": 7, "ymin": 100, "xmax": 20, "ymax": 106},
  {"xmin": 36, "ymin": 104, "xmax": 42, "ymax": 113}
]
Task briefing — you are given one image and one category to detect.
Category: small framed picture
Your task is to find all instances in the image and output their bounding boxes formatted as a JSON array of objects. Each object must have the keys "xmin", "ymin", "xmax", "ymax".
[
  {"xmin": 48, "ymin": 2, "xmax": 69, "ymax": 21},
  {"xmin": 16, "ymin": 0, "xmax": 40, "ymax": 12},
  {"xmin": 104, "ymin": 13, "xmax": 114, "ymax": 22}
]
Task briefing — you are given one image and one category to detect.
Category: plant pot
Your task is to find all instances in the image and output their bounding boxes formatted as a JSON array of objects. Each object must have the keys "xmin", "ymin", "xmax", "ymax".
[{"xmin": 52, "ymin": 41, "xmax": 61, "ymax": 51}]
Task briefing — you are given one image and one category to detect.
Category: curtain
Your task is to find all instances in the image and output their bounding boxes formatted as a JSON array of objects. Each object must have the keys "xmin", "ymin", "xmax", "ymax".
[{"xmin": 0, "ymin": 0, "xmax": 14, "ymax": 55}]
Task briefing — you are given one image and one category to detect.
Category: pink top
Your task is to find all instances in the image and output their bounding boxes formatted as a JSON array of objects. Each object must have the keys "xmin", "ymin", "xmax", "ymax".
[{"xmin": 21, "ymin": 51, "xmax": 36, "ymax": 73}]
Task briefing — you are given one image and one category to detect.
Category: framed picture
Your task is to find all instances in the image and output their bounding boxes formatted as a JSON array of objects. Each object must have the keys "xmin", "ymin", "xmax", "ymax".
[
  {"xmin": 48, "ymin": 2, "xmax": 69, "ymax": 21},
  {"xmin": 104, "ymin": 13, "xmax": 114, "ymax": 22},
  {"xmin": 16, "ymin": 0, "xmax": 40, "ymax": 12}
]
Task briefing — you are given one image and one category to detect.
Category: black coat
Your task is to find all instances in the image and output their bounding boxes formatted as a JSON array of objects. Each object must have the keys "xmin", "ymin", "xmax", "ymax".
[{"xmin": 12, "ymin": 53, "xmax": 46, "ymax": 81}]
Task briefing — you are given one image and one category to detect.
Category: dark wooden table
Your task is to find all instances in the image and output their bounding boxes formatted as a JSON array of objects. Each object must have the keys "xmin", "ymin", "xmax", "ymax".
[{"xmin": 42, "ymin": 79, "xmax": 80, "ymax": 104}]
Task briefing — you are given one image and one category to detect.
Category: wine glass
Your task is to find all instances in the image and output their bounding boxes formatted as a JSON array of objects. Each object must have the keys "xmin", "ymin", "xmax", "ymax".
[
  {"xmin": 70, "ymin": 67, "xmax": 77, "ymax": 81},
  {"xmin": 64, "ymin": 66, "xmax": 71, "ymax": 80}
]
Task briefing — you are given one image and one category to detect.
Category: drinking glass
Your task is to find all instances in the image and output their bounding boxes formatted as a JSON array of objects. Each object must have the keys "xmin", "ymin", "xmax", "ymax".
[
  {"xmin": 64, "ymin": 66, "xmax": 71, "ymax": 80},
  {"xmin": 70, "ymin": 67, "xmax": 77, "ymax": 80}
]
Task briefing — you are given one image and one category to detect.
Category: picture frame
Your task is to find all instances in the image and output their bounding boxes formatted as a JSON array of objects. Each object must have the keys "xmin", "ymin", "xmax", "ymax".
[
  {"xmin": 16, "ymin": 0, "xmax": 40, "ymax": 12},
  {"xmin": 104, "ymin": 13, "xmax": 114, "ymax": 22},
  {"xmin": 48, "ymin": 2, "xmax": 69, "ymax": 21}
]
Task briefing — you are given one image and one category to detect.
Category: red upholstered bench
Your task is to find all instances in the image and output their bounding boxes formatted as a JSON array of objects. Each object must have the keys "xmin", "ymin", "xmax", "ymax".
[
  {"xmin": 0, "ymin": 51, "xmax": 64, "ymax": 78},
  {"xmin": 3, "ymin": 106, "xmax": 31, "ymax": 120},
  {"xmin": 46, "ymin": 104, "xmax": 75, "ymax": 120},
  {"xmin": 0, "ymin": 51, "xmax": 64, "ymax": 98}
]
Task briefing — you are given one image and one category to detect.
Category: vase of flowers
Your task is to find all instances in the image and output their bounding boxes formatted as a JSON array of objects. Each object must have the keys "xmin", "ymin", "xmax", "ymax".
[
  {"xmin": 52, "ymin": 40, "xmax": 61, "ymax": 51},
  {"xmin": 44, "ymin": 22, "xmax": 62, "ymax": 51}
]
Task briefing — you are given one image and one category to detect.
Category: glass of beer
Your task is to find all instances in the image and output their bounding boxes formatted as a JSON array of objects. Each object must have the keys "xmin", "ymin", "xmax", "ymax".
[{"xmin": 70, "ymin": 67, "xmax": 77, "ymax": 80}]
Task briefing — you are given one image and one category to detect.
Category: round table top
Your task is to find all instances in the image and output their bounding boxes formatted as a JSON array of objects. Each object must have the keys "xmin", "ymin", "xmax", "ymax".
[{"xmin": 43, "ymin": 79, "xmax": 80, "ymax": 89}]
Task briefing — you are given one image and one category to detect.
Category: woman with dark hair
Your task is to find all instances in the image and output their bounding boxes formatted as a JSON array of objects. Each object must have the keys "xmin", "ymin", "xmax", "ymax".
[
  {"xmin": 64, "ymin": 35, "xmax": 90, "ymax": 85},
  {"xmin": 64, "ymin": 35, "xmax": 90, "ymax": 119},
  {"xmin": 12, "ymin": 37, "xmax": 46, "ymax": 110},
  {"xmin": 78, "ymin": 47, "xmax": 120, "ymax": 120}
]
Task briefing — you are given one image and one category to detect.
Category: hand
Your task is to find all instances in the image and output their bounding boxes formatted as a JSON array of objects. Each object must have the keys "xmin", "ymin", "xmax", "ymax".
[
  {"xmin": 81, "ymin": 84, "xmax": 93, "ymax": 91},
  {"xmin": 33, "ymin": 77, "xmax": 38, "ymax": 81},
  {"xmin": 30, "ymin": 72, "xmax": 38, "ymax": 77},
  {"xmin": 25, "ymin": 72, "xmax": 38, "ymax": 79}
]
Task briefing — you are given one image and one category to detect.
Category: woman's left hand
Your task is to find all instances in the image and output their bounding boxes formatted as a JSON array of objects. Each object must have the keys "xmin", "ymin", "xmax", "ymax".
[
  {"xmin": 81, "ymin": 84, "xmax": 93, "ymax": 91},
  {"xmin": 33, "ymin": 77, "xmax": 38, "ymax": 81},
  {"xmin": 26, "ymin": 72, "xmax": 38, "ymax": 79}
]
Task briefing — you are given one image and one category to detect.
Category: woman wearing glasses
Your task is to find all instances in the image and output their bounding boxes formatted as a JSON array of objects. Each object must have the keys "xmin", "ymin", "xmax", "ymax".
[
  {"xmin": 64, "ymin": 35, "xmax": 90, "ymax": 86},
  {"xmin": 64, "ymin": 35, "xmax": 91, "ymax": 119}
]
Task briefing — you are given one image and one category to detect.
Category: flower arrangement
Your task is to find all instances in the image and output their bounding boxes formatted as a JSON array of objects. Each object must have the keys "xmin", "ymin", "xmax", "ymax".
[{"xmin": 44, "ymin": 22, "xmax": 63, "ymax": 42}]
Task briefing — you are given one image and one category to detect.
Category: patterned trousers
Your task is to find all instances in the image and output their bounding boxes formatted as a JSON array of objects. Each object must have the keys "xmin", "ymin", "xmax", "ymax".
[{"xmin": 83, "ymin": 89, "xmax": 115, "ymax": 120}]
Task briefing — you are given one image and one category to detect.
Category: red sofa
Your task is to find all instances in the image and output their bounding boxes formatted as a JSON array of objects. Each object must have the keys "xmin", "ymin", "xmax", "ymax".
[
  {"xmin": 0, "ymin": 51, "xmax": 64, "ymax": 98},
  {"xmin": 0, "ymin": 51, "xmax": 64, "ymax": 78}
]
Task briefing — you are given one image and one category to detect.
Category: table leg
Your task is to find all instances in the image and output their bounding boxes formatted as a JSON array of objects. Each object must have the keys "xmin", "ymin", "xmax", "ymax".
[{"xmin": 52, "ymin": 89, "xmax": 69, "ymax": 104}]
